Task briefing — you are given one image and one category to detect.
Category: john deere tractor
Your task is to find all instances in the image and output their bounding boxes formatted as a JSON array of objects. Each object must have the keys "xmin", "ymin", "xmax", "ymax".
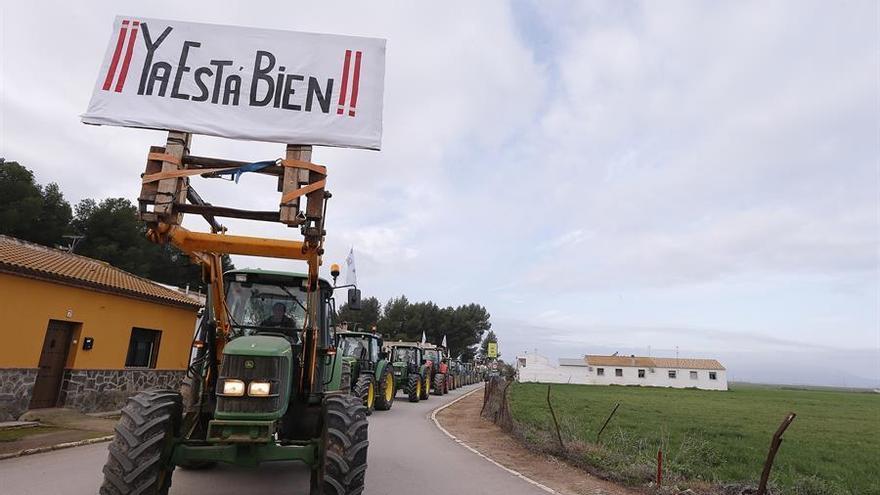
[
  {"xmin": 388, "ymin": 342, "xmax": 431, "ymax": 402},
  {"xmin": 98, "ymin": 131, "xmax": 373, "ymax": 495},
  {"xmin": 336, "ymin": 331, "xmax": 394, "ymax": 414},
  {"xmin": 421, "ymin": 344, "xmax": 449, "ymax": 396},
  {"xmin": 101, "ymin": 268, "xmax": 368, "ymax": 495}
]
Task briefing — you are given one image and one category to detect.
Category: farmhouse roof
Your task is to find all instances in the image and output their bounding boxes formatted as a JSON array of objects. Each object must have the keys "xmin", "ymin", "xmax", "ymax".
[
  {"xmin": 650, "ymin": 357, "xmax": 725, "ymax": 370},
  {"xmin": 585, "ymin": 354, "xmax": 725, "ymax": 370},
  {"xmin": 0, "ymin": 235, "xmax": 201, "ymax": 309},
  {"xmin": 585, "ymin": 355, "xmax": 656, "ymax": 367}
]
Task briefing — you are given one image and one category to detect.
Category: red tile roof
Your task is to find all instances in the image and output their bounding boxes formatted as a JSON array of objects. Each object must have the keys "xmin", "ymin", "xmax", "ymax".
[
  {"xmin": 585, "ymin": 355, "xmax": 725, "ymax": 370},
  {"xmin": 0, "ymin": 235, "xmax": 200, "ymax": 308}
]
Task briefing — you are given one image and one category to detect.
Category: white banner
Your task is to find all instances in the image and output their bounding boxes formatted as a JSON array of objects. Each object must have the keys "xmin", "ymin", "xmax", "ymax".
[{"xmin": 82, "ymin": 16, "xmax": 386, "ymax": 149}]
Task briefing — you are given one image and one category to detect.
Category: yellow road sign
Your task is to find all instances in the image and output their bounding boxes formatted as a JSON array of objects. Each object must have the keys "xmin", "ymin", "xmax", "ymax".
[{"xmin": 487, "ymin": 342, "xmax": 498, "ymax": 358}]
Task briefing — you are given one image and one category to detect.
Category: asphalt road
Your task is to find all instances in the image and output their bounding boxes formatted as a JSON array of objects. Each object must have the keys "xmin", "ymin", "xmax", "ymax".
[{"xmin": 0, "ymin": 384, "xmax": 548, "ymax": 495}]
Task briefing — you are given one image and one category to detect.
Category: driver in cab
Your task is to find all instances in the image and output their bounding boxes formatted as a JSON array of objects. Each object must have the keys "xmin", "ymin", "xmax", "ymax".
[{"xmin": 261, "ymin": 302, "xmax": 296, "ymax": 334}]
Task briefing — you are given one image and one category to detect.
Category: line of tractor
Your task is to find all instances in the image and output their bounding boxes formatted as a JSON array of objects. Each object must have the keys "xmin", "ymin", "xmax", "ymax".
[{"xmin": 335, "ymin": 329, "xmax": 487, "ymax": 415}]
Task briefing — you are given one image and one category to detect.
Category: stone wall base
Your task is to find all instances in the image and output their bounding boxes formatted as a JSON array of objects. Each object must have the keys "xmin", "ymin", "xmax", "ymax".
[
  {"xmin": 60, "ymin": 369, "xmax": 186, "ymax": 412},
  {"xmin": 0, "ymin": 369, "xmax": 38, "ymax": 421}
]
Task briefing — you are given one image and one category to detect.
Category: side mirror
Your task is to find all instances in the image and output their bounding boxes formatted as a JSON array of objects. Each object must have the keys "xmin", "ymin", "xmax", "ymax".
[{"xmin": 347, "ymin": 288, "xmax": 362, "ymax": 310}]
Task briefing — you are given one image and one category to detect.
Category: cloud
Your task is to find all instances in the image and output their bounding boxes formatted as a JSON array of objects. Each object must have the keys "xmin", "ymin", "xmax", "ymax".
[{"xmin": 1, "ymin": 1, "xmax": 877, "ymax": 385}]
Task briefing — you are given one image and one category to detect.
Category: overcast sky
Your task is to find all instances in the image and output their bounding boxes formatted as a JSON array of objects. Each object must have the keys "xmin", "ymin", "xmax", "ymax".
[{"xmin": 2, "ymin": 1, "xmax": 878, "ymax": 387}]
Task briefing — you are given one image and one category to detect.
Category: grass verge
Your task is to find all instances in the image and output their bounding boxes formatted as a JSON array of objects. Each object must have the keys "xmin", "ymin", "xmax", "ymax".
[{"xmin": 508, "ymin": 382, "xmax": 879, "ymax": 494}]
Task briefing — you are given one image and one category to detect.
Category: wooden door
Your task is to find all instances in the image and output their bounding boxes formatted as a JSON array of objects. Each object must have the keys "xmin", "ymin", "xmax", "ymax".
[{"xmin": 29, "ymin": 320, "xmax": 74, "ymax": 409}]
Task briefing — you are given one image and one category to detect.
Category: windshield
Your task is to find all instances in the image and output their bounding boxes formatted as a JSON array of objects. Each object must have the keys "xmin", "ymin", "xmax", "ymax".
[
  {"xmin": 225, "ymin": 280, "xmax": 307, "ymax": 338},
  {"xmin": 339, "ymin": 336, "xmax": 375, "ymax": 361},
  {"xmin": 424, "ymin": 349, "xmax": 439, "ymax": 362},
  {"xmin": 392, "ymin": 347, "xmax": 418, "ymax": 364}
]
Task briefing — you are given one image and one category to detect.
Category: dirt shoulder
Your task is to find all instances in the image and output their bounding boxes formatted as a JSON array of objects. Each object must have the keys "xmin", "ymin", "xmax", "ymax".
[{"xmin": 437, "ymin": 390, "xmax": 640, "ymax": 495}]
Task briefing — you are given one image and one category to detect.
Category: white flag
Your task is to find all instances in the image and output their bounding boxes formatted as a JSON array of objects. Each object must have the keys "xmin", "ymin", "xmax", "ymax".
[
  {"xmin": 441, "ymin": 335, "xmax": 447, "ymax": 348},
  {"xmin": 345, "ymin": 247, "xmax": 357, "ymax": 285},
  {"xmin": 421, "ymin": 331, "xmax": 426, "ymax": 344}
]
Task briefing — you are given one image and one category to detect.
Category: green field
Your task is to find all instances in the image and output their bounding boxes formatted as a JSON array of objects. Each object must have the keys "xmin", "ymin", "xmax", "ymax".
[{"xmin": 509, "ymin": 382, "xmax": 879, "ymax": 494}]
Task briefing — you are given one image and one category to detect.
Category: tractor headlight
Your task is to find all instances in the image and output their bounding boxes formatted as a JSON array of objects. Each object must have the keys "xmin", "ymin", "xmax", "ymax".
[
  {"xmin": 222, "ymin": 379, "xmax": 245, "ymax": 396},
  {"xmin": 393, "ymin": 369, "xmax": 403, "ymax": 376},
  {"xmin": 248, "ymin": 381, "xmax": 272, "ymax": 397}
]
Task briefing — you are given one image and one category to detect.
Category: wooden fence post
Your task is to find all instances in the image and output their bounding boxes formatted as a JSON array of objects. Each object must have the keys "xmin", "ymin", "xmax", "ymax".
[
  {"xmin": 757, "ymin": 412, "xmax": 797, "ymax": 495},
  {"xmin": 595, "ymin": 402, "xmax": 620, "ymax": 443},
  {"xmin": 546, "ymin": 385, "xmax": 564, "ymax": 450}
]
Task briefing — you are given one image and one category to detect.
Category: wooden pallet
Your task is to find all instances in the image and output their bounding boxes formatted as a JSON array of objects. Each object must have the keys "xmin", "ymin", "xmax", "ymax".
[{"xmin": 138, "ymin": 131, "xmax": 326, "ymax": 236}]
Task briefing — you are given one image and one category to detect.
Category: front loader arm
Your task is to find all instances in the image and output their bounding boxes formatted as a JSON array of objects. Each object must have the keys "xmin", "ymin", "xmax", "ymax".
[{"xmin": 139, "ymin": 131, "xmax": 328, "ymax": 398}]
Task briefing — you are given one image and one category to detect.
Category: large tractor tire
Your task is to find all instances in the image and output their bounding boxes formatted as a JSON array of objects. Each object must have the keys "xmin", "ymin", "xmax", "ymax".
[
  {"xmin": 314, "ymin": 394, "xmax": 369, "ymax": 495},
  {"xmin": 100, "ymin": 390, "xmax": 181, "ymax": 495},
  {"xmin": 419, "ymin": 373, "xmax": 430, "ymax": 401},
  {"xmin": 406, "ymin": 373, "xmax": 421, "ymax": 403},
  {"xmin": 374, "ymin": 367, "xmax": 395, "ymax": 411},
  {"xmin": 432, "ymin": 373, "xmax": 445, "ymax": 396},
  {"xmin": 353, "ymin": 374, "xmax": 376, "ymax": 416}
]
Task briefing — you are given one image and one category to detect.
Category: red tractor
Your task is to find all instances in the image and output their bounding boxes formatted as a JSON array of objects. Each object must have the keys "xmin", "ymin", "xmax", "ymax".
[{"xmin": 421, "ymin": 343, "xmax": 449, "ymax": 395}]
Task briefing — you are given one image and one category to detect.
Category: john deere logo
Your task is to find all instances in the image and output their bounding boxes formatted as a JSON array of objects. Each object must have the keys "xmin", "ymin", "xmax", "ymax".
[{"xmin": 244, "ymin": 360, "xmax": 255, "ymax": 369}]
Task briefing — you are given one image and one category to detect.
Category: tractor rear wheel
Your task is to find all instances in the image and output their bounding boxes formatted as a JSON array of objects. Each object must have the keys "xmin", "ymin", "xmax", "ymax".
[
  {"xmin": 420, "ymin": 374, "xmax": 430, "ymax": 400},
  {"xmin": 100, "ymin": 390, "xmax": 181, "ymax": 495},
  {"xmin": 432, "ymin": 373, "xmax": 445, "ymax": 396},
  {"xmin": 353, "ymin": 374, "xmax": 375, "ymax": 416},
  {"xmin": 374, "ymin": 367, "xmax": 395, "ymax": 411},
  {"xmin": 316, "ymin": 394, "xmax": 369, "ymax": 495},
  {"xmin": 406, "ymin": 373, "xmax": 421, "ymax": 402}
]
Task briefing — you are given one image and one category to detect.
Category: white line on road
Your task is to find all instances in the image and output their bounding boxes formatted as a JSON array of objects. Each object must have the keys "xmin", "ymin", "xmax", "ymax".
[{"xmin": 430, "ymin": 387, "xmax": 559, "ymax": 495}]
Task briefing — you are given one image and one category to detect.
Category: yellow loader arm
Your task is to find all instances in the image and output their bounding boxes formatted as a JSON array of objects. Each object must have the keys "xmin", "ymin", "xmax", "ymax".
[{"xmin": 137, "ymin": 131, "xmax": 328, "ymax": 393}]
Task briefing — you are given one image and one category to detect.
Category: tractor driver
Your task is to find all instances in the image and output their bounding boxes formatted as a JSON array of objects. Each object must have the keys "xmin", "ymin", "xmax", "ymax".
[{"xmin": 261, "ymin": 302, "xmax": 296, "ymax": 332}]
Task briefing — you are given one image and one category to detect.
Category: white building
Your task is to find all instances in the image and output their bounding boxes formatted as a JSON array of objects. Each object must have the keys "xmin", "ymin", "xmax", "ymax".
[{"xmin": 517, "ymin": 353, "xmax": 728, "ymax": 391}]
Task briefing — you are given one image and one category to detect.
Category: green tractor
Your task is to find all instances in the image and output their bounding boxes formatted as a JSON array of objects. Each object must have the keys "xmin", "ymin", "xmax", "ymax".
[
  {"xmin": 387, "ymin": 342, "xmax": 431, "ymax": 402},
  {"xmin": 421, "ymin": 343, "xmax": 449, "ymax": 396},
  {"xmin": 448, "ymin": 359, "xmax": 463, "ymax": 389},
  {"xmin": 335, "ymin": 331, "xmax": 394, "ymax": 414},
  {"xmin": 100, "ymin": 269, "xmax": 368, "ymax": 495}
]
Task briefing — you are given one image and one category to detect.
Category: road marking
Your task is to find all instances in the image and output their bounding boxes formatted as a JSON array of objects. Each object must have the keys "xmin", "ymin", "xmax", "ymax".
[{"xmin": 431, "ymin": 386, "xmax": 560, "ymax": 495}]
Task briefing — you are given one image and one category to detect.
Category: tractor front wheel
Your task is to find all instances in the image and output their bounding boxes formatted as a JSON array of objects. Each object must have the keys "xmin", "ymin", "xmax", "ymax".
[
  {"xmin": 407, "ymin": 373, "xmax": 421, "ymax": 402},
  {"xmin": 374, "ymin": 367, "xmax": 395, "ymax": 411},
  {"xmin": 432, "ymin": 373, "xmax": 445, "ymax": 396},
  {"xmin": 353, "ymin": 374, "xmax": 375, "ymax": 416},
  {"xmin": 100, "ymin": 390, "xmax": 181, "ymax": 495},
  {"xmin": 316, "ymin": 394, "xmax": 369, "ymax": 495}
]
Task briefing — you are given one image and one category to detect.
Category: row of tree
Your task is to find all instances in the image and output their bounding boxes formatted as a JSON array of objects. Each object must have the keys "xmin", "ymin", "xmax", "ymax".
[
  {"xmin": 0, "ymin": 160, "xmax": 231, "ymax": 290},
  {"xmin": 337, "ymin": 295, "xmax": 498, "ymax": 362}
]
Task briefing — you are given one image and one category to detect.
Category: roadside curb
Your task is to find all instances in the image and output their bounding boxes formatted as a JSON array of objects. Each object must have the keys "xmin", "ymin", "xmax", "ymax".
[
  {"xmin": 0, "ymin": 435, "xmax": 113, "ymax": 461},
  {"xmin": 431, "ymin": 386, "xmax": 560, "ymax": 495}
]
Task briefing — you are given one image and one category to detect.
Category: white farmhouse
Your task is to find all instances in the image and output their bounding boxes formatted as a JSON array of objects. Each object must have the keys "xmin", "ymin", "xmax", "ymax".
[{"xmin": 517, "ymin": 353, "xmax": 728, "ymax": 391}]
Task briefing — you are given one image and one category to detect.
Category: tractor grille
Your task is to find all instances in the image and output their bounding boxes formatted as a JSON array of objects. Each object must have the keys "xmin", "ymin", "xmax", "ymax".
[{"xmin": 217, "ymin": 355, "xmax": 287, "ymax": 415}]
